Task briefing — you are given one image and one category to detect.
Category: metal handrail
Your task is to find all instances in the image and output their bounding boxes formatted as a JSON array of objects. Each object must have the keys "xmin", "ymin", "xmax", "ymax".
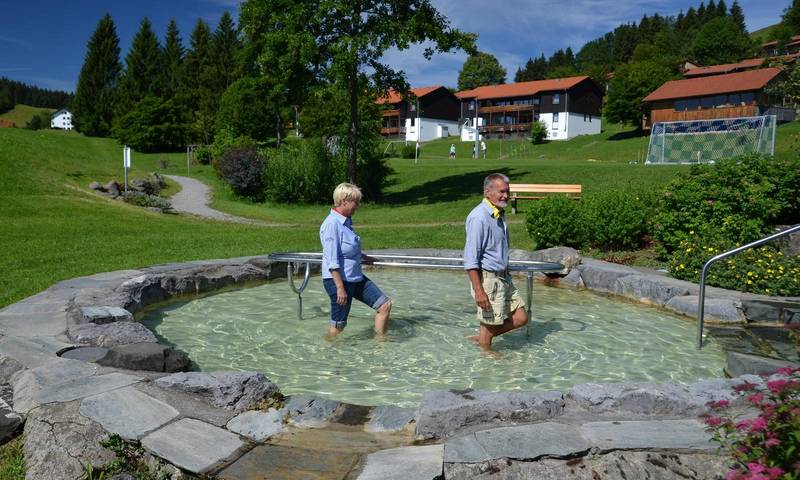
[
  {"xmin": 696, "ymin": 224, "xmax": 800, "ymax": 349},
  {"xmin": 269, "ymin": 252, "xmax": 563, "ymax": 324}
]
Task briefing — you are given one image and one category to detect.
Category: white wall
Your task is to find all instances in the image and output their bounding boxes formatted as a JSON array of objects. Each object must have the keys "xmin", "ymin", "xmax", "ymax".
[
  {"xmin": 538, "ymin": 111, "xmax": 600, "ymax": 140},
  {"xmin": 51, "ymin": 111, "xmax": 73, "ymax": 130},
  {"xmin": 460, "ymin": 117, "xmax": 484, "ymax": 142},
  {"xmin": 405, "ymin": 117, "xmax": 459, "ymax": 142}
]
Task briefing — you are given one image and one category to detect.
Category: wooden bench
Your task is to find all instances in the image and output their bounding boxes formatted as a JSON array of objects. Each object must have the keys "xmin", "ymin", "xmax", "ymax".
[{"xmin": 509, "ymin": 184, "xmax": 582, "ymax": 214}]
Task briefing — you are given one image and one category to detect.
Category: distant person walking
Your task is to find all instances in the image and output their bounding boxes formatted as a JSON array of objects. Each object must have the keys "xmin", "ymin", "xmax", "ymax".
[
  {"xmin": 449, "ymin": 143, "xmax": 456, "ymax": 159},
  {"xmin": 473, "ymin": 144, "xmax": 477, "ymax": 159},
  {"xmin": 320, "ymin": 183, "xmax": 392, "ymax": 340},
  {"xmin": 463, "ymin": 173, "xmax": 528, "ymax": 351},
  {"xmin": 481, "ymin": 140, "xmax": 487, "ymax": 159}
]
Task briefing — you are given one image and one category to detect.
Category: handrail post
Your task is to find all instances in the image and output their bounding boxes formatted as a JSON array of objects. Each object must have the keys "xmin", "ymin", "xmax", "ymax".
[{"xmin": 526, "ymin": 272, "xmax": 533, "ymax": 337}]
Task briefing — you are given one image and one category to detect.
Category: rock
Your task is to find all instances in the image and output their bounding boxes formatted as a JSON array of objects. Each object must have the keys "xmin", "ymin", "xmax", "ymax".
[
  {"xmin": 726, "ymin": 351, "xmax": 799, "ymax": 377},
  {"xmin": 614, "ymin": 275, "xmax": 692, "ymax": 306},
  {"xmin": 80, "ymin": 306, "xmax": 133, "ymax": 324},
  {"xmin": 527, "ymin": 247, "xmax": 582, "ymax": 275},
  {"xmin": 415, "ymin": 389, "xmax": 564, "ymax": 441},
  {"xmin": 665, "ymin": 296, "xmax": 745, "ymax": 323},
  {"xmin": 155, "ymin": 371, "xmax": 280, "ymax": 413},
  {"xmin": 141, "ymin": 418, "xmax": 245, "ymax": 474},
  {"xmin": 104, "ymin": 180, "xmax": 121, "ymax": 198},
  {"xmin": 23, "ymin": 401, "xmax": 115, "ymax": 480},
  {"xmin": 226, "ymin": 409, "xmax": 285, "ymax": 441},
  {"xmin": 60, "ymin": 346, "xmax": 109, "ymax": 362},
  {"xmin": 0, "ymin": 354, "xmax": 23, "ymax": 383},
  {"xmin": 358, "ymin": 445, "xmax": 444, "ymax": 480},
  {"xmin": 443, "ymin": 451, "xmax": 729, "ymax": 480},
  {"xmin": 576, "ymin": 259, "xmax": 639, "ymax": 295},
  {"xmin": 130, "ymin": 176, "xmax": 157, "ymax": 194},
  {"xmin": 97, "ymin": 342, "xmax": 191, "ymax": 372},
  {"xmin": 365, "ymin": 405, "xmax": 416, "ymax": 433},
  {"xmin": 79, "ymin": 386, "xmax": 180, "ymax": 440},
  {"xmin": 0, "ymin": 395, "xmax": 22, "ymax": 442},
  {"xmin": 281, "ymin": 395, "xmax": 341, "ymax": 428},
  {"xmin": 89, "ymin": 181, "xmax": 104, "ymax": 191},
  {"xmin": 68, "ymin": 321, "xmax": 157, "ymax": 347}
]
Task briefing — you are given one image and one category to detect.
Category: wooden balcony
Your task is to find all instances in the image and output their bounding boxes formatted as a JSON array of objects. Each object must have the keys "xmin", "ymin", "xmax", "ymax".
[
  {"xmin": 479, "ymin": 104, "xmax": 535, "ymax": 114},
  {"xmin": 380, "ymin": 126, "xmax": 402, "ymax": 136},
  {"xmin": 480, "ymin": 123, "xmax": 533, "ymax": 134},
  {"xmin": 382, "ymin": 109, "xmax": 400, "ymax": 117},
  {"xmin": 645, "ymin": 105, "xmax": 758, "ymax": 129}
]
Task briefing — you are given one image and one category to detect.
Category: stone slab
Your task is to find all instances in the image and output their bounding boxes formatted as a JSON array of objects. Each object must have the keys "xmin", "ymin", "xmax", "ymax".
[
  {"xmin": 142, "ymin": 418, "xmax": 245, "ymax": 474},
  {"xmin": 12, "ymin": 357, "xmax": 99, "ymax": 413},
  {"xmin": 226, "ymin": 409, "xmax": 285, "ymax": 442},
  {"xmin": 134, "ymin": 381, "xmax": 236, "ymax": 427},
  {"xmin": 80, "ymin": 306, "xmax": 133, "ymax": 324},
  {"xmin": 726, "ymin": 351, "xmax": 799, "ymax": 377},
  {"xmin": 79, "ymin": 386, "xmax": 179, "ymax": 440},
  {"xmin": 35, "ymin": 372, "xmax": 142, "ymax": 407},
  {"xmin": 281, "ymin": 395, "xmax": 341, "ymax": 428},
  {"xmin": 665, "ymin": 295, "xmax": 744, "ymax": 323},
  {"xmin": 0, "ymin": 336, "xmax": 72, "ymax": 368},
  {"xmin": 365, "ymin": 405, "xmax": 415, "ymax": 433},
  {"xmin": 446, "ymin": 423, "xmax": 589, "ymax": 463},
  {"xmin": 218, "ymin": 444, "xmax": 359, "ymax": 480},
  {"xmin": 357, "ymin": 445, "xmax": 443, "ymax": 480},
  {"xmin": 0, "ymin": 311, "xmax": 68, "ymax": 337},
  {"xmin": 60, "ymin": 346, "xmax": 109, "ymax": 362},
  {"xmin": 0, "ymin": 302, "xmax": 67, "ymax": 314},
  {"xmin": 581, "ymin": 419, "xmax": 715, "ymax": 450}
]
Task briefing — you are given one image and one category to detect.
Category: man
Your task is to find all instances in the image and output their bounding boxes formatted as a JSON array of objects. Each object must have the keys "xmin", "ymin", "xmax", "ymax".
[
  {"xmin": 449, "ymin": 143, "xmax": 456, "ymax": 159},
  {"xmin": 463, "ymin": 173, "xmax": 528, "ymax": 350},
  {"xmin": 481, "ymin": 140, "xmax": 487, "ymax": 159}
]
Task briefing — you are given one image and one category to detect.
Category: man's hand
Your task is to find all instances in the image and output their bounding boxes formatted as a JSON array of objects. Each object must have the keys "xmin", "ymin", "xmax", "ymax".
[
  {"xmin": 336, "ymin": 285, "xmax": 348, "ymax": 305},
  {"xmin": 473, "ymin": 287, "xmax": 490, "ymax": 310}
]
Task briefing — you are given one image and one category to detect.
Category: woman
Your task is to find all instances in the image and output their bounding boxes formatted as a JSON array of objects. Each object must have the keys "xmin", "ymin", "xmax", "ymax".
[{"xmin": 319, "ymin": 183, "xmax": 392, "ymax": 339}]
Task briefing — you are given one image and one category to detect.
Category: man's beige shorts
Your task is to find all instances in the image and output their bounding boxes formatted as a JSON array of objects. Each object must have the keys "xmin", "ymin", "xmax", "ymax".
[{"xmin": 470, "ymin": 271, "xmax": 526, "ymax": 325}]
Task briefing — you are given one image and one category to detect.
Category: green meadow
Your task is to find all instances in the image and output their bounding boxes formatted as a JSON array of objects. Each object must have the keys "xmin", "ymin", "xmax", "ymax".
[
  {"xmin": 0, "ymin": 104, "xmax": 54, "ymax": 127},
  {"xmin": 2, "ymin": 121, "xmax": 798, "ymax": 308}
]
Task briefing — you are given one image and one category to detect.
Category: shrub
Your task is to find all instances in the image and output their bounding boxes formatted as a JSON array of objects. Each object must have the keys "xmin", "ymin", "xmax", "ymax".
[
  {"xmin": 582, "ymin": 190, "xmax": 651, "ymax": 250},
  {"xmin": 263, "ymin": 139, "xmax": 339, "ymax": 203},
  {"xmin": 653, "ymin": 154, "xmax": 800, "ymax": 257},
  {"xmin": 24, "ymin": 111, "xmax": 51, "ymax": 130},
  {"xmin": 704, "ymin": 367, "xmax": 800, "ymax": 480},
  {"xmin": 216, "ymin": 147, "xmax": 265, "ymax": 200},
  {"xmin": 112, "ymin": 96, "xmax": 189, "ymax": 152},
  {"xmin": 525, "ymin": 195, "xmax": 583, "ymax": 249},
  {"xmin": 400, "ymin": 143, "xmax": 418, "ymax": 159},
  {"xmin": 194, "ymin": 145, "xmax": 212, "ymax": 165},
  {"xmin": 530, "ymin": 120, "xmax": 548, "ymax": 144},
  {"xmin": 216, "ymin": 77, "xmax": 276, "ymax": 141},
  {"xmin": 122, "ymin": 191, "xmax": 172, "ymax": 210},
  {"xmin": 211, "ymin": 127, "xmax": 257, "ymax": 161}
]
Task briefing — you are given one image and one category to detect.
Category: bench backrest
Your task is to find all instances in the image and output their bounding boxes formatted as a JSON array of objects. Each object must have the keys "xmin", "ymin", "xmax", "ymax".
[{"xmin": 509, "ymin": 184, "xmax": 582, "ymax": 195}]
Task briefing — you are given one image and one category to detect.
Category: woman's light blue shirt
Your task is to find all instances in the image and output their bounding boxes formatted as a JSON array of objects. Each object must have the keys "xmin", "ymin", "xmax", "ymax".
[{"xmin": 320, "ymin": 209, "xmax": 363, "ymax": 281}]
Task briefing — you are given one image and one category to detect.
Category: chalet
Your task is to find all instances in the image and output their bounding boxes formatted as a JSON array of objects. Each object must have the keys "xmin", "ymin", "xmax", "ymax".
[
  {"xmin": 50, "ymin": 108, "xmax": 73, "ymax": 130},
  {"xmin": 377, "ymin": 86, "xmax": 460, "ymax": 142},
  {"xmin": 682, "ymin": 57, "xmax": 767, "ymax": 78},
  {"xmin": 642, "ymin": 68, "xmax": 795, "ymax": 129},
  {"xmin": 761, "ymin": 35, "xmax": 800, "ymax": 57},
  {"xmin": 455, "ymin": 76, "xmax": 603, "ymax": 141}
]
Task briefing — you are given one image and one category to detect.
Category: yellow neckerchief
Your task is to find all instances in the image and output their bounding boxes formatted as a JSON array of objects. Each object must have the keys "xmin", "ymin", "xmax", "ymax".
[{"xmin": 483, "ymin": 198, "xmax": 503, "ymax": 219}]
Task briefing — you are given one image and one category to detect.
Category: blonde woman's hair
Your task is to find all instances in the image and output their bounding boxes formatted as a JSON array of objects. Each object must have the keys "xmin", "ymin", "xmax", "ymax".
[{"xmin": 333, "ymin": 182, "xmax": 362, "ymax": 206}]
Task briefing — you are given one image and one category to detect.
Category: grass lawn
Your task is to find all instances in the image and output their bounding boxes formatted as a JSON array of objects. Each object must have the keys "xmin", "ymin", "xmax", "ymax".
[
  {"xmin": 2, "ymin": 121, "xmax": 798, "ymax": 308},
  {"xmin": 0, "ymin": 105, "xmax": 54, "ymax": 127}
]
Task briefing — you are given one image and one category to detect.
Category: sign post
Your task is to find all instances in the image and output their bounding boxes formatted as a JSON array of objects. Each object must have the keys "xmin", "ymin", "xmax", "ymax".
[{"xmin": 123, "ymin": 145, "xmax": 131, "ymax": 194}]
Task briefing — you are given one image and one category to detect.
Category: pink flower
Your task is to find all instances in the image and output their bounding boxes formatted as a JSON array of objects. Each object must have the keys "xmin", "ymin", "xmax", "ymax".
[
  {"xmin": 774, "ymin": 366, "xmax": 796, "ymax": 375},
  {"xmin": 709, "ymin": 399, "xmax": 731, "ymax": 409},
  {"xmin": 725, "ymin": 469, "xmax": 744, "ymax": 480},
  {"xmin": 764, "ymin": 437, "xmax": 781, "ymax": 448},
  {"xmin": 746, "ymin": 393, "xmax": 764, "ymax": 405},
  {"xmin": 747, "ymin": 462, "xmax": 766, "ymax": 474},
  {"xmin": 749, "ymin": 416, "xmax": 768, "ymax": 432},
  {"xmin": 766, "ymin": 467, "xmax": 784, "ymax": 479},
  {"xmin": 734, "ymin": 382, "xmax": 757, "ymax": 392},
  {"xmin": 766, "ymin": 379, "xmax": 788, "ymax": 394},
  {"xmin": 705, "ymin": 416, "xmax": 723, "ymax": 426}
]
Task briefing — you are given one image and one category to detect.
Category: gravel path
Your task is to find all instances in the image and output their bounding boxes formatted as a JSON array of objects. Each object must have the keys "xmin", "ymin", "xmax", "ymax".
[{"xmin": 165, "ymin": 175, "xmax": 275, "ymax": 225}]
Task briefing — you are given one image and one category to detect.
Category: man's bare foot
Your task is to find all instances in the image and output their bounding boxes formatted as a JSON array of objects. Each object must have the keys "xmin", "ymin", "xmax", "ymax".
[
  {"xmin": 481, "ymin": 348, "xmax": 503, "ymax": 359},
  {"xmin": 466, "ymin": 334, "xmax": 480, "ymax": 345}
]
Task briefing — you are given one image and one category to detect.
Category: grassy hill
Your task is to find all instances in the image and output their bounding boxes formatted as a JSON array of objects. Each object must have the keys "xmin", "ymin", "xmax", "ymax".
[
  {"xmin": 0, "ymin": 104, "xmax": 55, "ymax": 127},
  {"xmin": 1, "ymin": 120, "xmax": 798, "ymax": 308},
  {"xmin": 750, "ymin": 23, "xmax": 780, "ymax": 41}
]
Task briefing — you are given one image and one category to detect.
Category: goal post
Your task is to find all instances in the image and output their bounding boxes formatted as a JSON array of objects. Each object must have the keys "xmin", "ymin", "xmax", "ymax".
[{"xmin": 645, "ymin": 115, "xmax": 777, "ymax": 165}]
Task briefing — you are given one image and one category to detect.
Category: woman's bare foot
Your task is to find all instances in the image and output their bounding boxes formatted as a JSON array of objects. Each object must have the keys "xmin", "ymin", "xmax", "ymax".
[{"xmin": 466, "ymin": 334, "xmax": 480, "ymax": 345}]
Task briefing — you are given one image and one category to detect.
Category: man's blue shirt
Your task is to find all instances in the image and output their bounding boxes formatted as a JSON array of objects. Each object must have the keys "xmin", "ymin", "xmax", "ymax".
[
  {"xmin": 463, "ymin": 200, "xmax": 509, "ymax": 272},
  {"xmin": 320, "ymin": 209, "xmax": 363, "ymax": 281}
]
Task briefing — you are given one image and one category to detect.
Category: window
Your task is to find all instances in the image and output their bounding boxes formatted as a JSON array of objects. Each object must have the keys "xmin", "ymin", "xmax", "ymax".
[
  {"xmin": 741, "ymin": 92, "xmax": 755, "ymax": 104},
  {"xmin": 686, "ymin": 98, "xmax": 699, "ymax": 110},
  {"xmin": 533, "ymin": 98, "xmax": 540, "ymax": 105},
  {"xmin": 675, "ymin": 99, "xmax": 687, "ymax": 111},
  {"xmin": 552, "ymin": 112, "xmax": 559, "ymax": 125},
  {"xmin": 553, "ymin": 93, "xmax": 560, "ymax": 104},
  {"xmin": 712, "ymin": 95, "xmax": 728, "ymax": 108},
  {"xmin": 729, "ymin": 93, "xmax": 741, "ymax": 105},
  {"xmin": 468, "ymin": 101, "xmax": 475, "ymax": 111},
  {"xmin": 700, "ymin": 96, "xmax": 714, "ymax": 109}
]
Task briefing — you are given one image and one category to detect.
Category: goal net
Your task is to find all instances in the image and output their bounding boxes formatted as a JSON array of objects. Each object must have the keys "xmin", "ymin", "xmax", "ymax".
[{"xmin": 645, "ymin": 115, "xmax": 776, "ymax": 165}]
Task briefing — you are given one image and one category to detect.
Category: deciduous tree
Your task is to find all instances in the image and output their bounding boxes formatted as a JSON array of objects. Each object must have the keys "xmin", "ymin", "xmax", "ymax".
[
  {"xmin": 604, "ymin": 60, "xmax": 675, "ymax": 127},
  {"xmin": 457, "ymin": 52, "xmax": 506, "ymax": 91},
  {"xmin": 690, "ymin": 16, "xmax": 752, "ymax": 65}
]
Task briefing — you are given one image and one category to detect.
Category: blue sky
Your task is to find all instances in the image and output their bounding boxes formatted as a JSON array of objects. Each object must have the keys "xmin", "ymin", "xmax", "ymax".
[{"xmin": 0, "ymin": 0, "xmax": 791, "ymax": 93}]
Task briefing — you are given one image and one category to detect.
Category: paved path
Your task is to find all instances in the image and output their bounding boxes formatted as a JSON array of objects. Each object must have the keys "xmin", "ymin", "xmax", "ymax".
[{"xmin": 165, "ymin": 175, "xmax": 276, "ymax": 226}]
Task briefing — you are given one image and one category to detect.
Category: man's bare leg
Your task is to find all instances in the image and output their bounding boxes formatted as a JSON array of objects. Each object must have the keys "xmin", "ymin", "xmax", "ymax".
[
  {"xmin": 476, "ymin": 308, "xmax": 529, "ymax": 350},
  {"xmin": 374, "ymin": 300, "xmax": 392, "ymax": 336}
]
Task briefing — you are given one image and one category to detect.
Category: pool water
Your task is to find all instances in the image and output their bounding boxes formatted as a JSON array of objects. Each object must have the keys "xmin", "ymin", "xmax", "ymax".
[{"xmin": 141, "ymin": 269, "xmax": 727, "ymax": 408}]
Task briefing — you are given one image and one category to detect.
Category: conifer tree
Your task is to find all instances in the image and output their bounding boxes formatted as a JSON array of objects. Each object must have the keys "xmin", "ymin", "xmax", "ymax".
[
  {"xmin": 72, "ymin": 13, "xmax": 121, "ymax": 137},
  {"xmin": 162, "ymin": 19, "xmax": 184, "ymax": 99},
  {"xmin": 730, "ymin": 1, "xmax": 747, "ymax": 33},
  {"xmin": 716, "ymin": 0, "xmax": 728, "ymax": 18},
  {"xmin": 183, "ymin": 19, "xmax": 214, "ymax": 142},
  {"xmin": 783, "ymin": 0, "xmax": 800, "ymax": 35},
  {"xmin": 117, "ymin": 17, "xmax": 163, "ymax": 113},
  {"xmin": 210, "ymin": 12, "xmax": 241, "ymax": 95}
]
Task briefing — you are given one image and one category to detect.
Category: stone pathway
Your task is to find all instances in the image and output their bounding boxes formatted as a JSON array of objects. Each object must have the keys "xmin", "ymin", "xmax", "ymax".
[{"xmin": 165, "ymin": 174, "xmax": 280, "ymax": 226}]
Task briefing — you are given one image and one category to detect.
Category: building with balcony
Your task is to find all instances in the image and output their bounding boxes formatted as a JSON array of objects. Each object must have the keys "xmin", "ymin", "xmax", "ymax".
[
  {"xmin": 642, "ymin": 67, "xmax": 795, "ymax": 129},
  {"xmin": 455, "ymin": 76, "xmax": 603, "ymax": 140},
  {"xmin": 377, "ymin": 86, "xmax": 460, "ymax": 141}
]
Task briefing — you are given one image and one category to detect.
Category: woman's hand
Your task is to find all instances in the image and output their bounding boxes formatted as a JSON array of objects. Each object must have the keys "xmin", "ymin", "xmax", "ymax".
[{"xmin": 336, "ymin": 285, "xmax": 348, "ymax": 305}]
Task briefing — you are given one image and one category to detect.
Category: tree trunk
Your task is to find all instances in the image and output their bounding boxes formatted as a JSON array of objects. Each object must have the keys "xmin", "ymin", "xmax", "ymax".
[{"xmin": 275, "ymin": 109, "xmax": 282, "ymax": 147}]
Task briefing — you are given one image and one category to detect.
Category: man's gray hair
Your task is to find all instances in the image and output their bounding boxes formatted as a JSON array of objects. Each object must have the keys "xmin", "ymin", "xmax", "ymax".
[{"xmin": 483, "ymin": 173, "xmax": 509, "ymax": 191}]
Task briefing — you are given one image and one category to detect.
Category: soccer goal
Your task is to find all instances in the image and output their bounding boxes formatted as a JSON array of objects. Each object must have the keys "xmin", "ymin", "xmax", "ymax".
[{"xmin": 645, "ymin": 115, "xmax": 776, "ymax": 165}]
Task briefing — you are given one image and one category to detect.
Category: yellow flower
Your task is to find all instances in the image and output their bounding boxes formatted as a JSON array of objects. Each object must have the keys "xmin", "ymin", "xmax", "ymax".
[
  {"xmin": 689, "ymin": 230, "xmax": 695, "ymax": 235},
  {"xmin": 747, "ymin": 280, "xmax": 752, "ymax": 285},
  {"xmin": 747, "ymin": 271, "xmax": 753, "ymax": 276}
]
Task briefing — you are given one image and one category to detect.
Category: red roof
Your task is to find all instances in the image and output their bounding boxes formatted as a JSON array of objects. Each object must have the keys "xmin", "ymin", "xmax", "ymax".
[
  {"xmin": 455, "ymin": 76, "xmax": 592, "ymax": 101},
  {"xmin": 761, "ymin": 35, "xmax": 800, "ymax": 48},
  {"xmin": 683, "ymin": 58, "xmax": 766, "ymax": 77},
  {"xmin": 643, "ymin": 68, "xmax": 782, "ymax": 102},
  {"xmin": 376, "ymin": 85, "xmax": 443, "ymax": 105}
]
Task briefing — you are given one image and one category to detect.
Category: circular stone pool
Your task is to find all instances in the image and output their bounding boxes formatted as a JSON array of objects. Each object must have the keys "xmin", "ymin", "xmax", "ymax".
[{"xmin": 141, "ymin": 269, "xmax": 727, "ymax": 408}]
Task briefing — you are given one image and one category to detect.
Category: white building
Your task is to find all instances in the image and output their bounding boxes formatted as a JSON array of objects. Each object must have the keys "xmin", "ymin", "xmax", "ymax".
[
  {"xmin": 50, "ymin": 109, "xmax": 73, "ymax": 130},
  {"xmin": 378, "ymin": 86, "xmax": 460, "ymax": 143}
]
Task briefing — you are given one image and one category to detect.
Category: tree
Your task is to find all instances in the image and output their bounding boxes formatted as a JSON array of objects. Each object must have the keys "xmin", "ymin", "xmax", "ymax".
[
  {"xmin": 515, "ymin": 54, "xmax": 547, "ymax": 82},
  {"xmin": 161, "ymin": 19, "xmax": 184, "ymax": 99},
  {"xmin": 766, "ymin": 62, "xmax": 800, "ymax": 107},
  {"xmin": 729, "ymin": 1, "xmax": 747, "ymax": 33},
  {"xmin": 72, "ymin": 13, "xmax": 122, "ymax": 137},
  {"xmin": 112, "ymin": 96, "xmax": 189, "ymax": 152},
  {"xmin": 690, "ymin": 16, "xmax": 752, "ymax": 65},
  {"xmin": 457, "ymin": 52, "xmax": 506, "ymax": 90},
  {"xmin": 116, "ymin": 17, "xmax": 163, "ymax": 114},
  {"xmin": 216, "ymin": 77, "xmax": 275, "ymax": 140},
  {"xmin": 783, "ymin": 0, "xmax": 800, "ymax": 34},
  {"xmin": 182, "ymin": 19, "xmax": 214, "ymax": 142},
  {"xmin": 604, "ymin": 60, "xmax": 675, "ymax": 127},
  {"xmin": 208, "ymin": 12, "xmax": 241, "ymax": 115}
]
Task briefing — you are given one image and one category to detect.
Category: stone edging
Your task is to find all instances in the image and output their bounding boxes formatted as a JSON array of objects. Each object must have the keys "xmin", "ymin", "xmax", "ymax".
[{"xmin": 0, "ymin": 249, "xmax": 798, "ymax": 478}]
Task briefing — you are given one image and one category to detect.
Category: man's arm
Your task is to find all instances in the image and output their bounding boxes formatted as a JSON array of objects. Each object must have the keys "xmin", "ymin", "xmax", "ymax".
[
  {"xmin": 467, "ymin": 269, "xmax": 489, "ymax": 310},
  {"xmin": 464, "ymin": 215, "xmax": 489, "ymax": 310}
]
